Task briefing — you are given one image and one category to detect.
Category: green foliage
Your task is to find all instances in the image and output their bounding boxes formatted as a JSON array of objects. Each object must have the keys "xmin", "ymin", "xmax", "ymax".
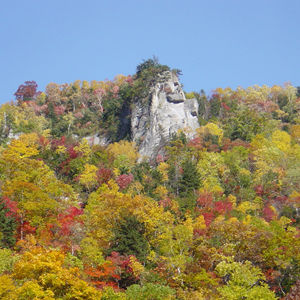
[
  {"xmin": 216, "ymin": 260, "xmax": 278, "ymax": 300},
  {"xmin": 0, "ymin": 248, "xmax": 18, "ymax": 273},
  {"xmin": 109, "ymin": 215, "xmax": 149, "ymax": 262},
  {"xmin": 0, "ymin": 201, "xmax": 16, "ymax": 248},
  {"xmin": 223, "ymin": 109, "xmax": 271, "ymax": 142},
  {"xmin": 126, "ymin": 283, "xmax": 175, "ymax": 300},
  {"xmin": 2, "ymin": 64, "xmax": 300, "ymax": 298}
]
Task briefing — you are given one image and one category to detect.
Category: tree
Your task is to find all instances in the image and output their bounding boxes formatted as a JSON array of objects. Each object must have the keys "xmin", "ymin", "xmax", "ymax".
[
  {"xmin": 216, "ymin": 260, "xmax": 277, "ymax": 300},
  {"xmin": 0, "ymin": 200, "xmax": 16, "ymax": 247},
  {"xmin": 12, "ymin": 246, "xmax": 102, "ymax": 299},
  {"xmin": 14, "ymin": 81, "xmax": 39, "ymax": 103},
  {"xmin": 126, "ymin": 283, "xmax": 175, "ymax": 300},
  {"xmin": 109, "ymin": 215, "xmax": 149, "ymax": 262}
]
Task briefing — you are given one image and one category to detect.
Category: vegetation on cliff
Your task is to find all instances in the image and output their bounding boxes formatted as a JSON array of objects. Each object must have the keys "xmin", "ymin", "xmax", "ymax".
[{"xmin": 0, "ymin": 59, "xmax": 300, "ymax": 299}]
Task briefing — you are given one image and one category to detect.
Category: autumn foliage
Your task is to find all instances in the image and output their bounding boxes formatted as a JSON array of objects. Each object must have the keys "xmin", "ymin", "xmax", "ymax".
[{"xmin": 0, "ymin": 60, "xmax": 300, "ymax": 299}]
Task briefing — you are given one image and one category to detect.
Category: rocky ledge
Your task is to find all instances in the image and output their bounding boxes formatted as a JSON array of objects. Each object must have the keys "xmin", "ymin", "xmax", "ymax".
[{"xmin": 131, "ymin": 71, "xmax": 200, "ymax": 161}]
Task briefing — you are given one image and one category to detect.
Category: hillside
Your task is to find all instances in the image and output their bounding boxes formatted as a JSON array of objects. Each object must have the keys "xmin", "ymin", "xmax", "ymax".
[{"xmin": 0, "ymin": 58, "xmax": 300, "ymax": 299}]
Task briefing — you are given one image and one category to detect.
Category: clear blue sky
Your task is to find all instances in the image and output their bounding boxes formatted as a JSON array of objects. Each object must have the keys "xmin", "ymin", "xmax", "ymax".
[{"xmin": 1, "ymin": 0, "xmax": 299, "ymax": 104}]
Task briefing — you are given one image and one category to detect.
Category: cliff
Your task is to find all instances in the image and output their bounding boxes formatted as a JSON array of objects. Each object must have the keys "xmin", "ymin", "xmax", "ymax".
[{"xmin": 131, "ymin": 71, "xmax": 199, "ymax": 161}]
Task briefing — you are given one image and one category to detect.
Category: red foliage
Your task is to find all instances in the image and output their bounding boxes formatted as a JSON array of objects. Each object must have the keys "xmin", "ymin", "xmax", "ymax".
[
  {"xmin": 54, "ymin": 105, "xmax": 66, "ymax": 115},
  {"xmin": 21, "ymin": 221, "xmax": 36, "ymax": 236},
  {"xmin": 125, "ymin": 75, "xmax": 133, "ymax": 84},
  {"xmin": 58, "ymin": 206, "xmax": 83, "ymax": 236},
  {"xmin": 105, "ymin": 252, "xmax": 140, "ymax": 289},
  {"xmin": 254, "ymin": 185, "xmax": 264, "ymax": 197},
  {"xmin": 222, "ymin": 139, "xmax": 250, "ymax": 152},
  {"xmin": 196, "ymin": 191, "xmax": 214, "ymax": 210},
  {"xmin": 74, "ymin": 112, "xmax": 84, "ymax": 118},
  {"xmin": 159, "ymin": 197, "xmax": 179, "ymax": 214},
  {"xmin": 50, "ymin": 136, "xmax": 67, "ymax": 149},
  {"xmin": 113, "ymin": 86, "xmax": 120, "ymax": 95},
  {"xmin": 2, "ymin": 195, "xmax": 37, "ymax": 240},
  {"xmin": 93, "ymin": 88, "xmax": 106, "ymax": 97},
  {"xmin": 116, "ymin": 173, "xmax": 134, "ymax": 190},
  {"xmin": 14, "ymin": 81, "xmax": 39, "ymax": 101},
  {"xmin": 202, "ymin": 212, "xmax": 215, "ymax": 227},
  {"xmin": 38, "ymin": 135, "xmax": 51, "ymax": 151},
  {"xmin": 187, "ymin": 138, "xmax": 204, "ymax": 151},
  {"xmin": 221, "ymin": 102, "xmax": 230, "ymax": 110},
  {"xmin": 34, "ymin": 104, "xmax": 48, "ymax": 115},
  {"xmin": 85, "ymin": 261, "xmax": 120, "ymax": 289},
  {"xmin": 193, "ymin": 228, "xmax": 207, "ymax": 238},
  {"xmin": 156, "ymin": 154, "xmax": 164, "ymax": 163},
  {"xmin": 262, "ymin": 205, "xmax": 276, "ymax": 222},
  {"xmin": 1, "ymin": 196, "xmax": 18, "ymax": 218},
  {"xmin": 214, "ymin": 200, "xmax": 233, "ymax": 215},
  {"xmin": 96, "ymin": 168, "xmax": 113, "ymax": 185}
]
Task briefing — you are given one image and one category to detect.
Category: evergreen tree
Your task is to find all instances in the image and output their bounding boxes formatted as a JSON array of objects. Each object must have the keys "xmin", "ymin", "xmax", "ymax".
[
  {"xmin": 179, "ymin": 159, "xmax": 201, "ymax": 197},
  {"xmin": 108, "ymin": 215, "xmax": 149, "ymax": 262},
  {"xmin": 0, "ymin": 202, "xmax": 16, "ymax": 248},
  {"xmin": 177, "ymin": 159, "xmax": 201, "ymax": 214}
]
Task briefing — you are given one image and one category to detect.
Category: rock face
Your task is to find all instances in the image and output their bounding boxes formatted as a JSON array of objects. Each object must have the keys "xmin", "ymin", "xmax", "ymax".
[{"xmin": 131, "ymin": 71, "xmax": 200, "ymax": 161}]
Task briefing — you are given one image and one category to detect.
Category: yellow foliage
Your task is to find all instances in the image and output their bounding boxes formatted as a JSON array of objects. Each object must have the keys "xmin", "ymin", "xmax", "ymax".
[
  {"xmin": 270, "ymin": 205, "xmax": 278, "ymax": 215},
  {"xmin": 214, "ymin": 215, "xmax": 225, "ymax": 224},
  {"xmin": 196, "ymin": 122, "xmax": 223, "ymax": 144},
  {"xmin": 41, "ymin": 128, "xmax": 51, "ymax": 138},
  {"xmin": 278, "ymin": 216, "xmax": 292, "ymax": 227},
  {"xmin": 197, "ymin": 151, "xmax": 226, "ymax": 193},
  {"xmin": 157, "ymin": 162, "xmax": 170, "ymax": 182},
  {"xmin": 236, "ymin": 201, "xmax": 261, "ymax": 215},
  {"xmin": 275, "ymin": 109, "xmax": 289, "ymax": 119},
  {"xmin": 12, "ymin": 246, "xmax": 102, "ymax": 299},
  {"xmin": 228, "ymin": 217, "xmax": 238, "ymax": 224},
  {"xmin": 127, "ymin": 181, "xmax": 144, "ymax": 196},
  {"xmin": 185, "ymin": 92, "xmax": 196, "ymax": 99},
  {"xmin": 81, "ymin": 80, "xmax": 90, "ymax": 93},
  {"xmin": 214, "ymin": 87, "xmax": 233, "ymax": 98},
  {"xmin": 114, "ymin": 74, "xmax": 128, "ymax": 86},
  {"xmin": 291, "ymin": 125, "xmax": 300, "ymax": 144},
  {"xmin": 183, "ymin": 214, "xmax": 195, "ymax": 234},
  {"xmin": 78, "ymin": 164, "xmax": 98, "ymax": 190},
  {"xmin": 227, "ymin": 195, "xmax": 237, "ymax": 208},
  {"xmin": 5, "ymin": 133, "xmax": 39, "ymax": 159},
  {"xmin": 74, "ymin": 138, "xmax": 92, "ymax": 158},
  {"xmin": 290, "ymin": 190, "xmax": 300, "ymax": 200},
  {"xmin": 107, "ymin": 140, "xmax": 139, "ymax": 165},
  {"xmin": 243, "ymin": 215, "xmax": 252, "ymax": 225},
  {"xmin": 0, "ymin": 275, "xmax": 16, "ymax": 299},
  {"xmin": 154, "ymin": 185, "xmax": 169, "ymax": 199},
  {"xmin": 272, "ymin": 130, "xmax": 291, "ymax": 152},
  {"xmin": 55, "ymin": 145, "xmax": 66, "ymax": 155},
  {"xmin": 90, "ymin": 80, "xmax": 101, "ymax": 91},
  {"xmin": 194, "ymin": 215, "xmax": 206, "ymax": 230},
  {"xmin": 84, "ymin": 182, "xmax": 174, "ymax": 248},
  {"xmin": 113, "ymin": 167, "xmax": 121, "ymax": 176},
  {"xmin": 129, "ymin": 256, "xmax": 144, "ymax": 277},
  {"xmin": 16, "ymin": 280, "xmax": 55, "ymax": 299},
  {"xmin": 80, "ymin": 237, "xmax": 105, "ymax": 265},
  {"xmin": 239, "ymin": 168, "xmax": 250, "ymax": 176}
]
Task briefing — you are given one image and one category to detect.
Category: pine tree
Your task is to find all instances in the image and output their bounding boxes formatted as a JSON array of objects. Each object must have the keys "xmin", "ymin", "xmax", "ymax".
[
  {"xmin": 108, "ymin": 215, "xmax": 149, "ymax": 262},
  {"xmin": 179, "ymin": 159, "xmax": 201, "ymax": 197},
  {"xmin": 0, "ymin": 202, "xmax": 16, "ymax": 248}
]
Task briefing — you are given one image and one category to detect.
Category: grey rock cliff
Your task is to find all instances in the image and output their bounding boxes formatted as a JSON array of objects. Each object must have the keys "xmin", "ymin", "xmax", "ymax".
[{"xmin": 131, "ymin": 71, "xmax": 200, "ymax": 161}]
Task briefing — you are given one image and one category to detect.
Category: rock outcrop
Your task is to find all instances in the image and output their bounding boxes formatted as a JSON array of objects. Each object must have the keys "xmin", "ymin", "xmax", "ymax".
[{"xmin": 131, "ymin": 71, "xmax": 200, "ymax": 161}]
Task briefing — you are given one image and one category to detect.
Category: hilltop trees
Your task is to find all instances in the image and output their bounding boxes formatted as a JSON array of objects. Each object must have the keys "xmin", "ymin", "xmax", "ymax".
[{"xmin": 1, "ymin": 60, "xmax": 300, "ymax": 298}]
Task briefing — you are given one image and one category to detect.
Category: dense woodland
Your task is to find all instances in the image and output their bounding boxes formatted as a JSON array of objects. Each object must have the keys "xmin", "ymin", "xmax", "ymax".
[{"xmin": 1, "ymin": 59, "xmax": 300, "ymax": 299}]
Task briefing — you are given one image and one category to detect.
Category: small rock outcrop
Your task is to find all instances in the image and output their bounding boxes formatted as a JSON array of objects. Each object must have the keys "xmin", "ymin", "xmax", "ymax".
[{"xmin": 131, "ymin": 71, "xmax": 200, "ymax": 161}]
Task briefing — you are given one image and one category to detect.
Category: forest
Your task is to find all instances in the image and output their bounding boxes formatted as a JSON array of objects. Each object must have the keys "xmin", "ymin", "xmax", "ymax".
[{"xmin": 1, "ymin": 58, "xmax": 300, "ymax": 299}]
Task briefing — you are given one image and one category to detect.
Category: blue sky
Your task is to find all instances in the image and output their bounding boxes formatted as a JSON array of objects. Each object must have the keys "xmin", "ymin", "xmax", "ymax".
[{"xmin": 1, "ymin": 0, "xmax": 299, "ymax": 104}]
